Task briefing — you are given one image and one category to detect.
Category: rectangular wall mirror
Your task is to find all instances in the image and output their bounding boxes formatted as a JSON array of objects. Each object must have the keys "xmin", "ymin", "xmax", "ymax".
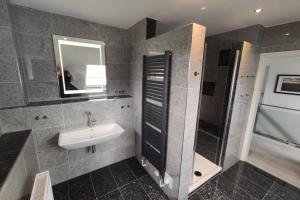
[{"xmin": 53, "ymin": 35, "xmax": 106, "ymax": 98}]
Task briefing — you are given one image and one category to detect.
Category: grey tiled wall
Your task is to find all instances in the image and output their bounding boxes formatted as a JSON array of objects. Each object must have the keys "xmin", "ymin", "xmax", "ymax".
[
  {"xmin": 129, "ymin": 21, "xmax": 206, "ymax": 200},
  {"xmin": 223, "ymin": 42, "xmax": 260, "ymax": 170},
  {"xmin": 261, "ymin": 21, "xmax": 300, "ymax": 53},
  {"xmin": 0, "ymin": 97, "xmax": 135, "ymax": 185},
  {"xmin": 0, "ymin": 134, "xmax": 38, "ymax": 200},
  {"xmin": 9, "ymin": 4, "xmax": 130, "ymax": 103},
  {"xmin": 0, "ymin": 0, "xmax": 25, "ymax": 109}
]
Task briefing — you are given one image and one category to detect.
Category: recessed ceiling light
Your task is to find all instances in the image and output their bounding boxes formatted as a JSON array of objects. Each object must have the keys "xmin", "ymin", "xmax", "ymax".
[
  {"xmin": 284, "ymin": 33, "xmax": 291, "ymax": 36},
  {"xmin": 201, "ymin": 6, "xmax": 207, "ymax": 10},
  {"xmin": 254, "ymin": 8, "xmax": 263, "ymax": 14}
]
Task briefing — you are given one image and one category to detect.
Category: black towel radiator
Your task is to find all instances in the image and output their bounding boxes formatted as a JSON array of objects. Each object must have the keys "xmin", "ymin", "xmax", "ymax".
[{"xmin": 142, "ymin": 51, "xmax": 172, "ymax": 180}]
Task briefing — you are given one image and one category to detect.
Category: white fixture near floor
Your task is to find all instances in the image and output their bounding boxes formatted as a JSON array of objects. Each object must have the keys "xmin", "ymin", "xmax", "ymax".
[
  {"xmin": 30, "ymin": 171, "xmax": 54, "ymax": 200},
  {"xmin": 189, "ymin": 153, "xmax": 222, "ymax": 193},
  {"xmin": 59, "ymin": 122, "xmax": 124, "ymax": 149}
]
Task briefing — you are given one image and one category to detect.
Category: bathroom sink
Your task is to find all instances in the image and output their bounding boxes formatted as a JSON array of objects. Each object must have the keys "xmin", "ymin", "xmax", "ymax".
[{"xmin": 58, "ymin": 122, "xmax": 124, "ymax": 149}]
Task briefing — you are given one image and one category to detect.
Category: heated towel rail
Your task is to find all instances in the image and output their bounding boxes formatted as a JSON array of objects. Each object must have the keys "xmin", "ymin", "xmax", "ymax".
[{"xmin": 142, "ymin": 51, "xmax": 172, "ymax": 178}]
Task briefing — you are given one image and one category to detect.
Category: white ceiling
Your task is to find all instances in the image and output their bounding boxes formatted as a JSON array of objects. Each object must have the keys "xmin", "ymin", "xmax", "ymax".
[{"xmin": 10, "ymin": 0, "xmax": 300, "ymax": 35}]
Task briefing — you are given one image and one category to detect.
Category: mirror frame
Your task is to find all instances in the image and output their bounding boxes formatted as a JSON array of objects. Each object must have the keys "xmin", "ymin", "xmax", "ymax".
[{"xmin": 52, "ymin": 35, "xmax": 106, "ymax": 96}]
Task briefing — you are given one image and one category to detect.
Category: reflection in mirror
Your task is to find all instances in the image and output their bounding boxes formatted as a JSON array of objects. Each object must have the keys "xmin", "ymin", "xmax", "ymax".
[{"xmin": 53, "ymin": 35, "xmax": 106, "ymax": 98}]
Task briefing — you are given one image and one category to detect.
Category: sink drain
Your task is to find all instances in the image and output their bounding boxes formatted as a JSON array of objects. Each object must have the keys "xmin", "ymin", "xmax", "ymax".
[{"xmin": 194, "ymin": 171, "xmax": 202, "ymax": 177}]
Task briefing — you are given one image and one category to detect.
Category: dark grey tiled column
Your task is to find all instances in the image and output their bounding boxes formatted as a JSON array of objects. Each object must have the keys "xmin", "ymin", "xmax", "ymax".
[{"xmin": 0, "ymin": 0, "xmax": 25, "ymax": 108}]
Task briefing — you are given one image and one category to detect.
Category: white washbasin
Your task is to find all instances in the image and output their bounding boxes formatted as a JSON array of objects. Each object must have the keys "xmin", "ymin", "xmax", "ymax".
[{"xmin": 58, "ymin": 122, "xmax": 124, "ymax": 149}]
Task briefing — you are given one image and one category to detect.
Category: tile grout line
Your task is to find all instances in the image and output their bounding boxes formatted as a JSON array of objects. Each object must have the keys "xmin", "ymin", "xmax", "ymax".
[
  {"xmin": 238, "ymin": 169, "xmax": 276, "ymax": 196},
  {"xmin": 225, "ymin": 164, "xmax": 276, "ymax": 195},
  {"xmin": 67, "ymin": 181, "xmax": 71, "ymax": 200},
  {"xmin": 214, "ymin": 168, "xmax": 265, "ymax": 200},
  {"xmin": 97, "ymin": 188, "xmax": 120, "ymax": 199},
  {"xmin": 138, "ymin": 178, "xmax": 153, "ymax": 200},
  {"xmin": 125, "ymin": 160, "xmax": 152, "ymax": 200},
  {"xmin": 108, "ymin": 166, "xmax": 126, "ymax": 200},
  {"xmin": 261, "ymin": 181, "xmax": 285, "ymax": 200},
  {"xmin": 230, "ymin": 180, "xmax": 261, "ymax": 200},
  {"xmin": 88, "ymin": 173, "xmax": 98, "ymax": 199}
]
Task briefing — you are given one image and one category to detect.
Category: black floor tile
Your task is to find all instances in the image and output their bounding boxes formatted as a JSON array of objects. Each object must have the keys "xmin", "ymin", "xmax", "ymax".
[
  {"xmin": 229, "ymin": 162, "xmax": 275, "ymax": 191},
  {"xmin": 219, "ymin": 169, "xmax": 269, "ymax": 199},
  {"xmin": 53, "ymin": 181, "xmax": 69, "ymax": 200},
  {"xmin": 120, "ymin": 180, "xmax": 150, "ymax": 200},
  {"xmin": 126, "ymin": 157, "xmax": 147, "ymax": 178},
  {"xmin": 262, "ymin": 192, "xmax": 282, "ymax": 200},
  {"xmin": 139, "ymin": 175, "xmax": 168, "ymax": 200},
  {"xmin": 68, "ymin": 174, "xmax": 96, "ymax": 200},
  {"xmin": 90, "ymin": 167, "xmax": 118, "ymax": 198},
  {"xmin": 189, "ymin": 181, "xmax": 230, "ymax": 200},
  {"xmin": 109, "ymin": 160, "xmax": 136, "ymax": 187},
  {"xmin": 236, "ymin": 175, "xmax": 268, "ymax": 199},
  {"xmin": 268, "ymin": 180, "xmax": 300, "ymax": 200},
  {"xmin": 98, "ymin": 189, "xmax": 123, "ymax": 200},
  {"xmin": 212, "ymin": 175, "xmax": 239, "ymax": 198},
  {"xmin": 53, "ymin": 158, "xmax": 299, "ymax": 200},
  {"xmin": 231, "ymin": 187, "xmax": 257, "ymax": 200}
]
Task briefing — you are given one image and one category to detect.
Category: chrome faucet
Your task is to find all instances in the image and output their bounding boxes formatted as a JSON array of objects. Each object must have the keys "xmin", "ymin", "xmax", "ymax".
[{"xmin": 87, "ymin": 111, "xmax": 96, "ymax": 127}]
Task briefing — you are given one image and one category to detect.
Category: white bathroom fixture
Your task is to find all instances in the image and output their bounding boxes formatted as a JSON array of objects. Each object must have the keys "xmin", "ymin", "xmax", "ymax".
[{"xmin": 58, "ymin": 122, "xmax": 124, "ymax": 149}]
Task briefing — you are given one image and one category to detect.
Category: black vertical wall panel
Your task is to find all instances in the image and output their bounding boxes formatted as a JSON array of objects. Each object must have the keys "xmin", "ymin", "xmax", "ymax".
[{"xmin": 142, "ymin": 51, "xmax": 172, "ymax": 177}]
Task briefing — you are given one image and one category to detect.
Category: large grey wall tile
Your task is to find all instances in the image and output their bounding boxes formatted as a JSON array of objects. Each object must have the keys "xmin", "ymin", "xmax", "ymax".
[
  {"xmin": 11, "ymin": 5, "xmax": 52, "ymax": 36},
  {"xmin": 24, "ymin": 58, "xmax": 57, "ymax": 82},
  {"xmin": 262, "ymin": 21, "xmax": 300, "ymax": 47},
  {"xmin": 0, "ymin": 82, "xmax": 24, "ymax": 108},
  {"xmin": 0, "ymin": 2, "xmax": 9, "ymax": 27},
  {"xmin": 0, "ymin": 108, "xmax": 28, "ymax": 133},
  {"xmin": 166, "ymin": 112, "xmax": 185, "ymax": 175},
  {"xmin": 106, "ymin": 45, "xmax": 130, "ymax": 64},
  {"xmin": 128, "ymin": 18, "xmax": 147, "ymax": 45},
  {"xmin": 17, "ymin": 34, "xmax": 53, "ymax": 59},
  {"xmin": 52, "ymin": 14, "xmax": 99, "ymax": 40},
  {"xmin": 48, "ymin": 163, "xmax": 70, "ymax": 185},
  {"xmin": 26, "ymin": 81, "xmax": 59, "ymax": 102},
  {"xmin": 0, "ymin": 56, "xmax": 20, "ymax": 82},
  {"xmin": 169, "ymin": 86, "xmax": 188, "ymax": 115},
  {"xmin": 62, "ymin": 100, "xmax": 107, "ymax": 128},
  {"xmin": 36, "ymin": 145, "xmax": 68, "ymax": 170},
  {"xmin": 107, "ymin": 80, "xmax": 129, "ymax": 95},
  {"xmin": 101, "ymin": 144, "xmax": 135, "ymax": 167},
  {"xmin": 0, "ymin": 28, "xmax": 15, "ymax": 55},
  {"xmin": 21, "ymin": 134, "xmax": 35, "ymax": 173},
  {"xmin": 94, "ymin": 23, "xmax": 128, "ymax": 46},
  {"xmin": 68, "ymin": 153, "xmax": 103, "ymax": 178},
  {"xmin": 24, "ymin": 104, "xmax": 64, "ymax": 130},
  {"xmin": 106, "ymin": 63, "xmax": 130, "ymax": 80},
  {"xmin": 32, "ymin": 127, "xmax": 62, "ymax": 148},
  {"xmin": 171, "ymin": 57, "xmax": 189, "ymax": 88},
  {"xmin": 67, "ymin": 146, "xmax": 98, "ymax": 163},
  {"xmin": 107, "ymin": 98, "xmax": 132, "ymax": 119}
]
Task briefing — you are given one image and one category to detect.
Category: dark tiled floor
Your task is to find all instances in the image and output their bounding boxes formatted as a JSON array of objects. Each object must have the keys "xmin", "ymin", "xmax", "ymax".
[
  {"xmin": 52, "ymin": 157, "xmax": 168, "ymax": 200},
  {"xmin": 189, "ymin": 161, "xmax": 300, "ymax": 200},
  {"xmin": 53, "ymin": 158, "xmax": 300, "ymax": 200}
]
